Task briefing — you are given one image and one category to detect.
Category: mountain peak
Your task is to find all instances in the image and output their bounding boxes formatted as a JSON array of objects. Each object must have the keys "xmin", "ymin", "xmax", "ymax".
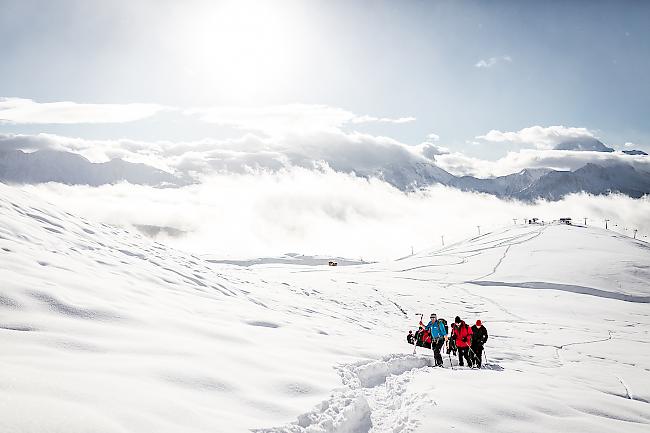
[
  {"xmin": 0, "ymin": 149, "xmax": 185, "ymax": 187},
  {"xmin": 518, "ymin": 167, "xmax": 553, "ymax": 179},
  {"xmin": 622, "ymin": 149, "xmax": 648, "ymax": 156},
  {"xmin": 553, "ymin": 137, "xmax": 614, "ymax": 152}
]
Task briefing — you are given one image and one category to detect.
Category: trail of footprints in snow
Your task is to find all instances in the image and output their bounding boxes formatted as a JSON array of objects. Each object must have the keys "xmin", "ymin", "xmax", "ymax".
[
  {"xmin": 256, "ymin": 231, "xmax": 550, "ymax": 432},
  {"xmin": 255, "ymin": 354, "xmax": 435, "ymax": 433}
]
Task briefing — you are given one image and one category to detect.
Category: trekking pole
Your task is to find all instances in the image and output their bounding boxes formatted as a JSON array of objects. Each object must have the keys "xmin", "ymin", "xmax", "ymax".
[
  {"xmin": 467, "ymin": 346, "xmax": 478, "ymax": 368},
  {"xmin": 412, "ymin": 313, "xmax": 423, "ymax": 355},
  {"xmin": 484, "ymin": 348, "xmax": 488, "ymax": 365}
]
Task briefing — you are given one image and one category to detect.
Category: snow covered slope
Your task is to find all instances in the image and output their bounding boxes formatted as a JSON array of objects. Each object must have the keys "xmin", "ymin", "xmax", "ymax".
[{"xmin": 1, "ymin": 183, "xmax": 649, "ymax": 432}]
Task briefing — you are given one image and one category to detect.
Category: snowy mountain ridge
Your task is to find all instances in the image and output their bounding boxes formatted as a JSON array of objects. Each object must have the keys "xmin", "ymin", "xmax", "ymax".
[
  {"xmin": 1, "ymin": 183, "xmax": 649, "ymax": 432},
  {"xmin": 0, "ymin": 149, "xmax": 187, "ymax": 187},
  {"xmin": 1, "ymin": 148, "xmax": 649, "ymax": 200}
]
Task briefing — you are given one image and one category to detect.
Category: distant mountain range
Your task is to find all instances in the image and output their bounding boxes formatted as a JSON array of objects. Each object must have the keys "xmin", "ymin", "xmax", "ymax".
[
  {"xmin": 449, "ymin": 163, "xmax": 650, "ymax": 200},
  {"xmin": 1, "ymin": 146, "xmax": 649, "ymax": 201},
  {"xmin": 361, "ymin": 137, "xmax": 650, "ymax": 200},
  {"xmin": 0, "ymin": 149, "xmax": 187, "ymax": 187}
]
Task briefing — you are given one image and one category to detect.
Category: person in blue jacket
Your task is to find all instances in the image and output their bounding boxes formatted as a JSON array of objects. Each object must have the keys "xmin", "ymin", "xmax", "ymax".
[{"xmin": 420, "ymin": 313, "xmax": 447, "ymax": 367}]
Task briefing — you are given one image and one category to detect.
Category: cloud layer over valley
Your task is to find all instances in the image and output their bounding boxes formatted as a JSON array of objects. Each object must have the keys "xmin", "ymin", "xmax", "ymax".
[
  {"xmin": 1, "ymin": 100, "xmax": 649, "ymax": 260},
  {"xmin": 23, "ymin": 168, "xmax": 650, "ymax": 261},
  {"xmin": 2, "ymin": 127, "xmax": 648, "ymax": 184}
]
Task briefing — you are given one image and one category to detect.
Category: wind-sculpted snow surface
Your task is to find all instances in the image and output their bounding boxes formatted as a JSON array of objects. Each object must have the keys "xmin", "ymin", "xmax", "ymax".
[{"xmin": 1, "ymin": 183, "xmax": 650, "ymax": 432}]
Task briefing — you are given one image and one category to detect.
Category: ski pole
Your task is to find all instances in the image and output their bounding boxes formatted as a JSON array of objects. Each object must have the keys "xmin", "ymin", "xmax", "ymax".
[
  {"xmin": 467, "ymin": 346, "xmax": 478, "ymax": 367},
  {"xmin": 412, "ymin": 313, "xmax": 423, "ymax": 355}
]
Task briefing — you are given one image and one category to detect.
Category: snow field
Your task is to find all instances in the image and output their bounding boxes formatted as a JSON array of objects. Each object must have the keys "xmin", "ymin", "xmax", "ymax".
[
  {"xmin": 0, "ymin": 185, "xmax": 410, "ymax": 432},
  {"xmin": 1, "ymin": 184, "xmax": 650, "ymax": 432},
  {"xmin": 256, "ymin": 224, "xmax": 650, "ymax": 432}
]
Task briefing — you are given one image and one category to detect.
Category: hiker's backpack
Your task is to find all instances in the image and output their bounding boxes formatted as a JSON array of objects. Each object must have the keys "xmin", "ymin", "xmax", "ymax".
[{"xmin": 439, "ymin": 318, "xmax": 448, "ymax": 335}]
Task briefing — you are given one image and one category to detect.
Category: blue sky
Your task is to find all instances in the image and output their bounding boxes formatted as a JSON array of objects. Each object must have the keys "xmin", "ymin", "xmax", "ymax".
[{"xmin": 1, "ymin": 0, "xmax": 649, "ymax": 159}]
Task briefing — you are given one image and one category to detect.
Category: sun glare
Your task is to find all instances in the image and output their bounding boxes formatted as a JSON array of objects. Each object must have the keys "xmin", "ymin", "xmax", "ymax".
[{"xmin": 175, "ymin": 0, "xmax": 304, "ymax": 102}]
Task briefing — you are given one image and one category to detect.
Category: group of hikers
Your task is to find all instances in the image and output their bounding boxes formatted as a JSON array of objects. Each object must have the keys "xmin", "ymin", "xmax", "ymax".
[{"xmin": 406, "ymin": 313, "xmax": 488, "ymax": 368}]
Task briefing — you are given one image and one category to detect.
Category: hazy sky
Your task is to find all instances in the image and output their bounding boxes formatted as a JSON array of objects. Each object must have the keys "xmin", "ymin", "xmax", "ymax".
[{"xmin": 1, "ymin": 0, "xmax": 649, "ymax": 158}]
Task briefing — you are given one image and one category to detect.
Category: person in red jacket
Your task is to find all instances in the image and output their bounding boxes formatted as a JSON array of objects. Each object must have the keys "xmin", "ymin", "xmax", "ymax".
[
  {"xmin": 453, "ymin": 316, "xmax": 473, "ymax": 367},
  {"xmin": 420, "ymin": 326, "xmax": 432, "ymax": 347},
  {"xmin": 414, "ymin": 325, "xmax": 432, "ymax": 348}
]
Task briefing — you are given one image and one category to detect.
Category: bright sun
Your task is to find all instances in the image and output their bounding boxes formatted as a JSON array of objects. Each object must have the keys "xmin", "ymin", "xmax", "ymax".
[{"xmin": 174, "ymin": 0, "xmax": 305, "ymax": 102}]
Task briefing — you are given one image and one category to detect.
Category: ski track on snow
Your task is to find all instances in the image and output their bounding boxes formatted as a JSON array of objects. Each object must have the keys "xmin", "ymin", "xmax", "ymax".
[{"xmin": 454, "ymin": 226, "xmax": 548, "ymax": 322}]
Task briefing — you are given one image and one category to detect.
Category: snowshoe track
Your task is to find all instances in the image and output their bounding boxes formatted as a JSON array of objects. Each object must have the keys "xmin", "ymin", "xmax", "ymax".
[{"xmin": 255, "ymin": 354, "xmax": 434, "ymax": 433}]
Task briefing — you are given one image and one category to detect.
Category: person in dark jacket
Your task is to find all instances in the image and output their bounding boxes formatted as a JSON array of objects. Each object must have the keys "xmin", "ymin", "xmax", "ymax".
[
  {"xmin": 407, "ymin": 330, "xmax": 415, "ymax": 345},
  {"xmin": 454, "ymin": 316, "xmax": 473, "ymax": 367},
  {"xmin": 471, "ymin": 320, "xmax": 488, "ymax": 368},
  {"xmin": 448, "ymin": 321, "xmax": 459, "ymax": 356}
]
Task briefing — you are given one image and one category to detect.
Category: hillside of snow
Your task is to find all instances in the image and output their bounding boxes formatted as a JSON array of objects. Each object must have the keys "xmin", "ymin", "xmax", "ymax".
[{"xmin": 1, "ymin": 183, "xmax": 650, "ymax": 432}]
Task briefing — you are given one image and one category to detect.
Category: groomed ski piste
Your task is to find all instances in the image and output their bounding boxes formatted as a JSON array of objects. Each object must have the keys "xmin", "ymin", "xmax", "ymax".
[{"xmin": 1, "ymin": 183, "xmax": 649, "ymax": 433}]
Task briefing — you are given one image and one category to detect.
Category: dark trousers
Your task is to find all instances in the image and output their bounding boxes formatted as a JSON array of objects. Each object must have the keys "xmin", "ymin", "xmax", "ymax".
[
  {"xmin": 447, "ymin": 338, "xmax": 457, "ymax": 356},
  {"xmin": 472, "ymin": 344, "xmax": 484, "ymax": 367},
  {"xmin": 431, "ymin": 338, "xmax": 444, "ymax": 366},
  {"xmin": 458, "ymin": 346, "xmax": 473, "ymax": 367}
]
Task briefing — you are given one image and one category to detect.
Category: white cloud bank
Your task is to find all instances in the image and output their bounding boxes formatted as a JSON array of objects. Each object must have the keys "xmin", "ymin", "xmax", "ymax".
[
  {"xmin": 2, "ymin": 129, "xmax": 649, "ymax": 185},
  {"xmin": 187, "ymin": 104, "xmax": 415, "ymax": 136},
  {"xmin": 4, "ymin": 120, "xmax": 649, "ymax": 260},
  {"xmin": 477, "ymin": 125, "xmax": 597, "ymax": 150},
  {"xmin": 0, "ymin": 98, "xmax": 416, "ymax": 137},
  {"xmin": 0, "ymin": 131, "xmax": 448, "ymax": 190},
  {"xmin": 4, "ymin": 97, "xmax": 645, "ymax": 181},
  {"xmin": 0, "ymin": 98, "xmax": 167, "ymax": 124},
  {"xmin": 435, "ymin": 148, "xmax": 650, "ymax": 178},
  {"xmin": 23, "ymin": 169, "xmax": 650, "ymax": 261}
]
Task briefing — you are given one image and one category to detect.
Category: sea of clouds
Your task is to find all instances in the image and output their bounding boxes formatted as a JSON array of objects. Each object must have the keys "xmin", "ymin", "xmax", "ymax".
[
  {"xmin": 23, "ymin": 168, "xmax": 650, "ymax": 261},
  {"xmin": 3, "ymin": 102, "xmax": 649, "ymax": 260}
]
